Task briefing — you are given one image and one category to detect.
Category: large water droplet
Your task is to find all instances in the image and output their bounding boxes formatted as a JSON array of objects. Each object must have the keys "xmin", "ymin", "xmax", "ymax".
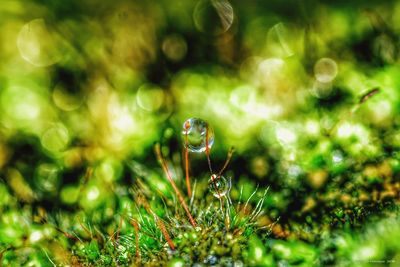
[
  {"xmin": 208, "ymin": 174, "xmax": 228, "ymax": 199},
  {"xmin": 182, "ymin": 118, "xmax": 214, "ymax": 153},
  {"xmin": 193, "ymin": 0, "xmax": 234, "ymax": 35}
]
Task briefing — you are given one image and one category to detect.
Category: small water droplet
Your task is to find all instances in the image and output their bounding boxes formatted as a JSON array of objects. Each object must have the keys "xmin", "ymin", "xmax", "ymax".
[
  {"xmin": 208, "ymin": 174, "xmax": 228, "ymax": 199},
  {"xmin": 182, "ymin": 118, "xmax": 214, "ymax": 153}
]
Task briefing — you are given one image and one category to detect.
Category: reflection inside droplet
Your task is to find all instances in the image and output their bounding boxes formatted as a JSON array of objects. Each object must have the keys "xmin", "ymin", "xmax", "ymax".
[
  {"xmin": 182, "ymin": 118, "xmax": 214, "ymax": 153},
  {"xmin": 208, "ymin": 174, "xmax": 228, "ymax": 198},
  {"xmin": 193, "ymin": 0, "xmax": 234, "ymax": 35}
]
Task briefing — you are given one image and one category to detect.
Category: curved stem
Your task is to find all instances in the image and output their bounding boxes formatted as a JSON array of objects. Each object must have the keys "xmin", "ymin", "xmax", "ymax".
[
  {"xmin": 218, "ymin": 146, "xmax": 235, "ymax": 177},
  {"xmin": 155, "ymin": 144, "xmax": 197, "ymax": 228},
  {"xmin": 205, "ymin": 126, "xmax": 213, "ymax": 174},
  {"xmin": 184, "ymin": 131, "xmax": 192, "ymax": 197}
]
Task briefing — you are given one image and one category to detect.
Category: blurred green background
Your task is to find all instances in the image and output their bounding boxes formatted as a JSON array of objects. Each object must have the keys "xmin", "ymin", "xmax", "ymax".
[{"xmin": 1, "ymin": 0, "xmax": 400, "ymax": 266}]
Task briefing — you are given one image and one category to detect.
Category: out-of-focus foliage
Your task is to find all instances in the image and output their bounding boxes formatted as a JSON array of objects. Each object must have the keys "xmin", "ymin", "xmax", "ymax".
[{"xmin": 1, "ymin": 0, "xmax": 400, "ymax": 266}]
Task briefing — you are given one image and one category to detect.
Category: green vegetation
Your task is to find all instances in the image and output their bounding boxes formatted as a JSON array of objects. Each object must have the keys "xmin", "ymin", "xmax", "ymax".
[{"xmin": 1, "ymin": 0, "xmax": 400, "ymax": 266}]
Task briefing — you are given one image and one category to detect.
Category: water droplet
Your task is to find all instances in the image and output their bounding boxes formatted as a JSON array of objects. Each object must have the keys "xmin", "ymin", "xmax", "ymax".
[
  {"xmin": 182, "ymin": 118, "xmax": 214, "ymax": 153},
  {"xmin": 314, "ymin": 58, "xmax": 338, "ymax": 83},
  {"xmin": 208, "ymin": 174, "xmax": 228, "ymax": 198},
  {"xmin": 193, "ymin": 0, "xmax": 234, "ymax": 35}
]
